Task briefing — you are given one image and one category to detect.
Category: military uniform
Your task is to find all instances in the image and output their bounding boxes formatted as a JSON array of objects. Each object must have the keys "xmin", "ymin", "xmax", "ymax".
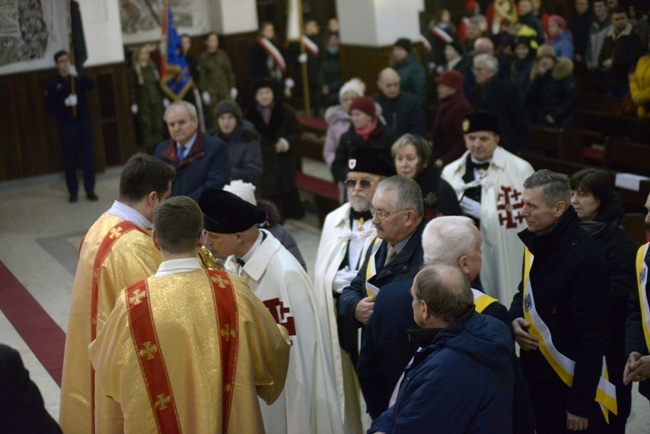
[
  {"xmin": 45, "ymin": 73, "xmax": 96, "ymax": 201},
  {"xmin": 128, "ymin": 61, "xmax": 164, "ymax": 153},
  {"xmin": 198, "ymin": 49, "xmax": 236, "ymax": 131}
]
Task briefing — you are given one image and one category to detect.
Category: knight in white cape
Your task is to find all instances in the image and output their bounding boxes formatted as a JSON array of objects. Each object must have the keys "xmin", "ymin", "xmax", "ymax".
[
  {"xmin": 314, "ymin": 146, "xmax": 396, "ymax": 432},
  {"xmin": 442, "ymin": 111, "xmax": 534, "ymax": 303},
  {"xmin": 199, "ymin": 187, "xmax": 344, "ymax": 434}
]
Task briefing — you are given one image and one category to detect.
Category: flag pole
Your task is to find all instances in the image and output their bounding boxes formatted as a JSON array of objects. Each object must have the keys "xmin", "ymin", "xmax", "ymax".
[
  {"xmin": 295, "ymin": 1, "xmax": 311, "ymax": 116},
  {"xmin": 66, "ymin": 0, "xmax": 77, "ymax": 119}
]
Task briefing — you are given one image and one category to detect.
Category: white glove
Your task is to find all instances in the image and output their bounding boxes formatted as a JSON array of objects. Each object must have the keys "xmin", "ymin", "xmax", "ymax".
[
  {"xmin": 68, "ymin": 65, "xmax": 78, "ymax": 77},
  {"xmin": 275, "ymin": 138, "xmax": 290, "ymax": 153},
  {"xmin": 298, "ymin": 53, "xmax": 308, "ymax": 63},
  {"xmin": 163, "ymin": 98, "xmax": 171, "ymax": 108},
  {"xmin": 332, "ymin": 266, "xmax": 358, "ymax": 294},
  {"xmin": 202, "ymin": 91, "xmax": 211, "ymax": 105},
  {"xmin": 131, "ymin": 104, "xmax": 138, "ymax": 114},
  {"xmin": 460, "ymin": 196, "xmax": 482, "ymax": 220},
  {"xmin": 284, "ymin": 78, "xmax": 295, "ymax": 89},
  {"xmin": 230, "ymin": 87, "xmax": 238, "ymax": 100},
  {"xmin": 64, "ymin": 94, "xmax": 78, "ymax": 107}
]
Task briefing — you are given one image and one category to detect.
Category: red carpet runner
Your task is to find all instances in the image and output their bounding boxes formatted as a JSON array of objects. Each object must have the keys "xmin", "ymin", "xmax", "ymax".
[{"xmin": 0, "ymin": 261, "xmax": 65, "ymax": 386}]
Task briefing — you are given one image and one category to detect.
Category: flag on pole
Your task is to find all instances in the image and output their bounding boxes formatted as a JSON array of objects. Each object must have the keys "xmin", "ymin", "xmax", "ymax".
[
  {"xmin": 160, "ymin": 2, "xmax": 193, "ymax": 100},
  {"xmin": 70, "ymin": 0, "xmax": 87, "ymax": 71}
]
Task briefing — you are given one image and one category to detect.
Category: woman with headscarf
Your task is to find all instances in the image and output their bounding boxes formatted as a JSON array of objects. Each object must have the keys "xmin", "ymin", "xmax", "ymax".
[
  {"xmin": 392, "ymin": 134, "xmax": 461, "ymax": 220},
  {"xmin": 331, "ymin": 96, "xmax": 397, "ymax": 183},
  {"xmin": 211, "ymin": 100, "xmax": 263, "ymax": 186},
  {"xmin": 244, "ymin": 78, "xmax": 304, "ymax": 220}
]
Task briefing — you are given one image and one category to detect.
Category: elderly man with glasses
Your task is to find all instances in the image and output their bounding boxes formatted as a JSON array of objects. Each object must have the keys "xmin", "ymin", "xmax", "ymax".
[
  {"xmin": 338, "ymin": 173, "xmax": 426, "ymax": 344},
  {"xmin": 313, "ymin": 146, "xmax": 396, "ymax": 432}
]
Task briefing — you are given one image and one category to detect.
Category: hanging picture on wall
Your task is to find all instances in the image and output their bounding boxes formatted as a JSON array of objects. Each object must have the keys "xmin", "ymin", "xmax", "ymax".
[
  {"xmin": 119, "ymin": 0, "xmax": 209, "ymax": 45},
  {"xmin": 0, "ymin": 0, "xmax": 67, "ymax": 75}
]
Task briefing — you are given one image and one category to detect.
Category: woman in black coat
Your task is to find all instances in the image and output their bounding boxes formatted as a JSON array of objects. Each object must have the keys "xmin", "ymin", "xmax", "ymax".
[
  {"xmin": 211, "ymin": 100, "xmax": 263, "ymax": 187},
  {"xmin": 391, "ymin": 134, "xmax": 461, "ymax": 220},
  {"xmin": 569, "ymin": 168, "xmax": 637, "ymax": 434},
  {"xmin": 525, "ymin": 44, "xmax": 577, "ymax": 129},
  {"xmin": 331, "ymin": 96, "xmax": 397, "ymax": 182},
  {"xmin": 245, "ymin": 78, "xmax": 304, "ymax": 220}
]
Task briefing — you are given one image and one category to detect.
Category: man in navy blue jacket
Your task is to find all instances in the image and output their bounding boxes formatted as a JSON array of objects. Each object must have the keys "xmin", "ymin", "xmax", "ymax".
[
  {"xmin": 338, "ymin": 176, "xmax": 425, "ymax": 334},
  {"xmin": 154, "ymin": 101, "xmax": 229, "ymax": 201},
  {"xmin": 369, "ymin": 264, "xmax": 514, "ymax": 434}
]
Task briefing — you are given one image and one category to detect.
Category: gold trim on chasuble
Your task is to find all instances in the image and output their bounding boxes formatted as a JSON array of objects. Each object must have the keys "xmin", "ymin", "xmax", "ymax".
[
  {"xmin": 89, "ymin": 221, "xmax": 146, "ymax": 433},
  {"xmin": 125, "ymin": 269, "xmax": 240, "ymax": 433}
]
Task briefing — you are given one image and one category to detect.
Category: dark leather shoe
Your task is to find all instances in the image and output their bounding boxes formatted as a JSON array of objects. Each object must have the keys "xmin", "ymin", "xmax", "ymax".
[
  {"xmin": 69, "ymin": 195, "xmax": 78, "ymax": 203},
  {"xmin": 87, "ymin": 193, "xmax": 99, "ymax": 201}
]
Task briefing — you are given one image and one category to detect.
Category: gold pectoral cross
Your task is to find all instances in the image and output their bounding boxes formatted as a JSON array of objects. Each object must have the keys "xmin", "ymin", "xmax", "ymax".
[{"xmin": 358, "ymin": 217, "xmax": 364, "ymax": 232}]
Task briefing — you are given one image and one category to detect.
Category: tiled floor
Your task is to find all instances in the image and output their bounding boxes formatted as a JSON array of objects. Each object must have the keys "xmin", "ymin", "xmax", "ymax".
[{"xmin": 0, "ymin": 163, "xmax": 648, "ymax": 431}]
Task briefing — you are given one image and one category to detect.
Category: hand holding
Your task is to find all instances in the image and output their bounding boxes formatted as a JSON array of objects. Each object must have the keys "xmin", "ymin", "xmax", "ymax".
[
  {"xmin": 353, "ymin": 295, "xmax": 376, "ymax": 325},
  {"xmin": 298, "ymin": 53, "xmax": 308, "ymax": 64},
  {"xmin": 68, "ymin": 65, "xmax": 78, "ymax": 77},
  {"xmin": 131, "ymin": 104, "xmax": 138, "ymax": 114},
  {"xmin": 512, "ymin": 318, "xmax": 539, "ymax": 350},
  {"xmin": 202, "ymin": 91, "xmax": 211, "ymax": 105},
  {"xmin": 64, "ymin": 94, "xmax": 78, "ymax": 107},
  {"xmin": 566, "ymin": 412, "xmax": 588, "ymax": 431}
]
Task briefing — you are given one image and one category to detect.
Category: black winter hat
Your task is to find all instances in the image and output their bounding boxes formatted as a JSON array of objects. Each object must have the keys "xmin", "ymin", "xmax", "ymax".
[
  {"xmin": 214, "ymin": 100, "xmax": 242, "ymax": 123},
  {"xmin": 199, "ymin": 188, "xmax": 266, "ymax": 233}
]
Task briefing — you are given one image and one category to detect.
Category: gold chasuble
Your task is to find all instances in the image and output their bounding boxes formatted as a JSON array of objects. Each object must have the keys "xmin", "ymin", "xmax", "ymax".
[
  {"xmin": 60, "ymin": 214, "xmax": 162, "ymax": 434},
  {"xmin": 89, "ymin": 269, "xmax": 291, "ymax": 433}
]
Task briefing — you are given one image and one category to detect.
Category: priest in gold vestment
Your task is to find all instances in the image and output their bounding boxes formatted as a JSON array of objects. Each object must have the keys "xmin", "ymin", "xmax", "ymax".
[
  {"xmin": 90, "ymin": 196, "xmax": 291, "ymax": 433},
  {"xmin": 59, "ymin": 154, "xmax": 175, "ymax": 434}
]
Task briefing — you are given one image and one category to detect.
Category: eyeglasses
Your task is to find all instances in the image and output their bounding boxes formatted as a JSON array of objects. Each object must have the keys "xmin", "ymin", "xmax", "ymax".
[
  {"xmin": 345, "ymin": 178, "xmax": 377, "ymax": 189},
  {"xmin": 369, "ymin": 207, "xmax": 409, "ymax": 220}
]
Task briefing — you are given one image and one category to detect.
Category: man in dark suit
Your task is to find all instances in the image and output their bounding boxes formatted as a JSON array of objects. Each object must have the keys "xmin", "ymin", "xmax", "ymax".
[
  {"xmin": 154, "ymin": 101, "xmax": 229, "ymax": 201},
  {"xmin": 338, "ymin": 175, "xmax": 425, "ymax": 341}
]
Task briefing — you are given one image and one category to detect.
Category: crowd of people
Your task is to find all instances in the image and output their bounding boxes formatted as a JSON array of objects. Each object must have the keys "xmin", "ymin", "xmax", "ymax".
[{"xmin": 22, "ymin": 1, "xmax": 650, "ymax": 433}]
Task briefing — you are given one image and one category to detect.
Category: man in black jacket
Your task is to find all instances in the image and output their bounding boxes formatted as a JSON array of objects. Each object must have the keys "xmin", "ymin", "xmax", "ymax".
[
  {"xmin": 624, "ymin": 192, "xmax": 650, "ymax": 402},
  {"xmin": 599, "ymin": 7, "xmax": 644, "ymax": 98},
  {"xmin": 372, "ymin": 68, "xmax": 426, "ymax": 137},
  {"xmin": 510, "ymin": 170, "xmax": 611, "ymax": 433},
  {"xmin": 338, "ymin": 176, "xmax": 425, "ymax": 335}
]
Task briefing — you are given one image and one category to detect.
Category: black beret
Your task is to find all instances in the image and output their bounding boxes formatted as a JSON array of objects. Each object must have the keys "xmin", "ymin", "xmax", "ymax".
[
  {"xmin": 348, "ymin": 146, "xmax": 396, "ymax": 177},
  {"xmin": 199, "ymin": 188, "xmax": 266, "ymax": 233},
  {"xmin": 462, "ymin": 111, "xmax": 501, "ymax": 135}
]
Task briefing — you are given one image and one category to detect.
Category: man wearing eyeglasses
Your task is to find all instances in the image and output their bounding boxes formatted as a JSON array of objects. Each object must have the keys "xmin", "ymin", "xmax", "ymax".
[
  {"xmin": 314, "ymin": 146, "xmax": 396, "ymax": 432},
  {"xmin": 338, "ymin": 174, "xmax": 426, "ymax": 342}
]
